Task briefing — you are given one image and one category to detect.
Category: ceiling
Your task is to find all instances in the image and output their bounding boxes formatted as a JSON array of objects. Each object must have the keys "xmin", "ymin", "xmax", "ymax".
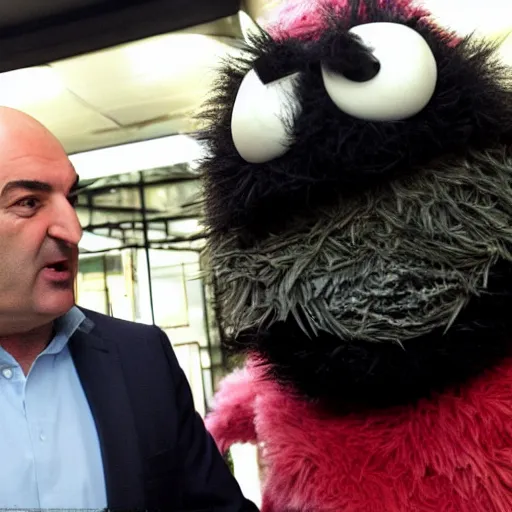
[
  {"xmin": 0, "ymin": 0, "xmax": 510, "ymax": 160},
  {"xmin": 0, "ymin": 14, "xmax": 250, "ymax": 155}
]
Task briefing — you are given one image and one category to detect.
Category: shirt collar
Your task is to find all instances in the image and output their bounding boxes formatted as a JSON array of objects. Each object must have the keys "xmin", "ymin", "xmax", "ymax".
[
  {"xmin": 44, "ymin": 306, "xmax": 86, "ymax": 356},
  {"xmin": 0, "ymin": 306, "xmax": 86, "ymax": 365}
]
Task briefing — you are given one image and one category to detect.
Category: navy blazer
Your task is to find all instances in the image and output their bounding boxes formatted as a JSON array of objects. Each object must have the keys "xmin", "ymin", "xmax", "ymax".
[{"xmin": 69, "ymin": 307, "xmax": 258, "ymax": 511}]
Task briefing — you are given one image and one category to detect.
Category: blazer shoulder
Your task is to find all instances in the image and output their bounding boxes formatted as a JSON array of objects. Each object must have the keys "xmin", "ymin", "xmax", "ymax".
[{"xmin": 78, "ymin": 307, "xmax": 167, "ymax": 348}]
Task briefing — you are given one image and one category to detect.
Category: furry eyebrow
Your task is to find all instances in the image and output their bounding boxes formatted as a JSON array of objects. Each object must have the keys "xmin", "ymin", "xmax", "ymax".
[{"xmin": 253, "ymin": 54, "xmax": 301, "ymax": 84}]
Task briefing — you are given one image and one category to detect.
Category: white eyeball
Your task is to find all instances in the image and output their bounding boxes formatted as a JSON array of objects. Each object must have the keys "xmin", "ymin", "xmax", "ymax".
[
  {"xmin": 321, "ymin": 22, "xmax": 438, "ymax": 121},
  {"xmin": 231, "ymin": 69, "xmax": 301, "ymax": 163}
]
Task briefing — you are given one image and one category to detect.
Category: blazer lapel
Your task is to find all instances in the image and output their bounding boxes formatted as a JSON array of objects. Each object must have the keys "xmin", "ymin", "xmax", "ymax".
[{"xmin": 69, "ymin": 320, "xmax": 145, "ymax": 510}]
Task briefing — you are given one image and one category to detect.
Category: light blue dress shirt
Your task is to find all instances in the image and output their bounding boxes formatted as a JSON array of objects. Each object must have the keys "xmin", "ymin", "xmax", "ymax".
[{"xmin": 0, "ymin": 306, "xmax": 107, "ymax": 510}]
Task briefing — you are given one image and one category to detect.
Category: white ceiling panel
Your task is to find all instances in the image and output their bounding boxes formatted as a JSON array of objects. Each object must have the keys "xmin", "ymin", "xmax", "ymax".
[
  {"xmin": 50, "ymin": 34, "xmax": 235, "ymax": 114},
  {"xmin": 41, "ymin": 31, "xmax": 240, "ymax": 153},
  {"xmin": 62, "ymin": 117, "xmax": 197, "ymax": 155},
  {"xmin": 103, "ymin": 102, "xmax": 194, "ymax": 127},
  {"xmin": 0, "ymin": 10, "xmax": 247, "ymax": 155},
  {"xmin": 23, "ymin": 91, "xmax": 118, "ymax": 133},
  {"xmin": 99, "ymin": 93, "xmax": 202, "ymax": 125},
  {"xmin": 0, "ymin": 66, "xmax": 119, "ymax": 149}
]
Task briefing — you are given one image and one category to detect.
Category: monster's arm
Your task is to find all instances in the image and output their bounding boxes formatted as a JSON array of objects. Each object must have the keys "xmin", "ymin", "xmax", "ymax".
[{"xmin": 205, "ymin": 365, "xmax": 259, "ymax": 454}]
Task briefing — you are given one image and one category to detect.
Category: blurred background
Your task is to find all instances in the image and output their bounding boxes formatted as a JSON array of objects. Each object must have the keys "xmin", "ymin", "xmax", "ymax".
[{"xmin": 0, "ymin": 0, "xmax": 510, "ymax": 506}]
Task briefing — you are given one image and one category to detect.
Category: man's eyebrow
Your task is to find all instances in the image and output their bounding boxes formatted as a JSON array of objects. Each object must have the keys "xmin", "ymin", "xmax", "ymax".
[{"xmin": 0, "ymin": 180, "xmax": 53, "ymax": 197}]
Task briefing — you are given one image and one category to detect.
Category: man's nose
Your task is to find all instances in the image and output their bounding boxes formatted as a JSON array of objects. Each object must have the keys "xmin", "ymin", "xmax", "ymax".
[{"xmin": 47, "ymin": 199, "xmax": 83, "ymax": 246}]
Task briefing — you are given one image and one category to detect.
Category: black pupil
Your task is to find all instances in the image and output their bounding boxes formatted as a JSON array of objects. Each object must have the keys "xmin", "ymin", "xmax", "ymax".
[{"xmin": 341, "ymin": 53, "xmax": 381, "ymax": 82}]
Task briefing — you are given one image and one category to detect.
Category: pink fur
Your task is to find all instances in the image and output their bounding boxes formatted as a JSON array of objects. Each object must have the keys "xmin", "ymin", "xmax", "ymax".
[
  {"xmin": 264, "ymin": 0, "xmax": 323, "ymax": 39},
  {"xmin": 264, "ymin": 0, "xmax": 428, "ymax": 40},
  {"xmin": 205, "ymin": 366, "xmax": 258, "ymax": 453},
  {"xmin": 206, "ymin": 356, "xmax": 512, "ymax": 511}
]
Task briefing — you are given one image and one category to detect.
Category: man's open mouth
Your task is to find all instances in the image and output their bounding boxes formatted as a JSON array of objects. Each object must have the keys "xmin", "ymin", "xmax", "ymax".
[{"xmin": 45, "ymin": 260, "xmax": 70, "ymax": 272}]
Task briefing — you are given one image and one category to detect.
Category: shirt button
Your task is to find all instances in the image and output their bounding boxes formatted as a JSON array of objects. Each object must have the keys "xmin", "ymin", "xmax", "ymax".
[
  {"xmin": 2, "ymin": 368, "xmax": 13, "ymax": 379},
  {"xmin": 40, "ymin": 432, "xmax": 46, "ymax": 442}
]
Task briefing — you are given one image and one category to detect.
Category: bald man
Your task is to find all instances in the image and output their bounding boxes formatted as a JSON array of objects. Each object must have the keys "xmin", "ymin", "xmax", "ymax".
[{"xmin": 0, "ymin": 108, "xmax": 257, "ymax": 511}]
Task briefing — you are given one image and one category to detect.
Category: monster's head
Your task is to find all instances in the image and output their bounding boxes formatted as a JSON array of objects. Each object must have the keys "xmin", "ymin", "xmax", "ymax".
[{"xmin": 199, "ymin": 0, "xmax": 512, "ymax": 411}]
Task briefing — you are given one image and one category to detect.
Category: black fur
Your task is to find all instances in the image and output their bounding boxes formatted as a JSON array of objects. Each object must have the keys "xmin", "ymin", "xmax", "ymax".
[
  {"xmin": 225, "ymin": 259, "xmax": 512, "ymax": 413},
  {"xmin": 199, "ymin": 2, "xmax": 512, "ymax": 240}
]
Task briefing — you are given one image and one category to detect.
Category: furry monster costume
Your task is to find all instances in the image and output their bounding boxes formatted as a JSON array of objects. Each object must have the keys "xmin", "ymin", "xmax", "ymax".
[{"xmin": 200, "ymin": 0, "xmax": 512, "ymax": 510}]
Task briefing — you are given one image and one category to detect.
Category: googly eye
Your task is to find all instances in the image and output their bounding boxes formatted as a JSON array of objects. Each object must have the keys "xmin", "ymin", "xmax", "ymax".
[
  {"xmin": 321, "ymin": 22, "xmax": 438, "ymax": 122},
  {"xmin": 231, "ymin": 68, "xmax": 301, "ymax": 163}
]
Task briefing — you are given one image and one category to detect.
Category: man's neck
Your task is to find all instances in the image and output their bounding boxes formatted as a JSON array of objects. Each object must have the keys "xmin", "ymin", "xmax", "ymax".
[{"xmin": 0, "ymin": 322, "xmax": 54, "ymax": 375}]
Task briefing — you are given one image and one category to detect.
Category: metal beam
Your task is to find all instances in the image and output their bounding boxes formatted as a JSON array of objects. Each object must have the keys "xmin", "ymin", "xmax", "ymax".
[
  {"xmin": 138, "ymin": 171, "xmax": 155, "ymax": 324},
  {"xmin": 81, "ymin": 213, "xmax": 201, "ymax": 232},
  {"xmin": 76, "ymin": 204, "xmax": 161, "ymax": 214},
  {"xmin": 77, "ymin": 175, "xmax": 200, "ymax": 196}
]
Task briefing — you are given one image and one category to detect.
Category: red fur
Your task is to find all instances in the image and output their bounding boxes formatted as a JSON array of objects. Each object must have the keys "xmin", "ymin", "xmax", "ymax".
[
  {"xmin": 265, "ymin": 0, "xmax": 428, "ymax": 40},
  {"xmin": 206, "ymin": 356, "xmax": 512, "ymax": 511},
  {"xmin": 205, "ymin": 367, "xmax": 258, "ymax": 453}
]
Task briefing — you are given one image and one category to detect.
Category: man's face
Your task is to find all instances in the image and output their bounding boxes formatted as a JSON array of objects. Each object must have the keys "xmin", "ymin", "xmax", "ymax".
[{"xmin": 0, "ymin": 111, "xmax": 82, "ymax": 331}]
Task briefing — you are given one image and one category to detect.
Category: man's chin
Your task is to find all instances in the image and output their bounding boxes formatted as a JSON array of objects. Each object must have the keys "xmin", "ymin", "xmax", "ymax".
[{"xmin": 33, "ymin": 289, "xmax": 76, "ymax": 319}]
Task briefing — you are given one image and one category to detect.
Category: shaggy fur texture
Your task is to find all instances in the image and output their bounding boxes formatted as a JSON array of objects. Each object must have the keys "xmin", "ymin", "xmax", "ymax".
[
  {"xmin": 206, "ymin": 355, "xmax": 512, "ymax": 512},
  {"xmin": 199, "ymin": 0, "xmax": 512, "ymax": 408},
  {"xmin": 235, "ymin": 258, "xmax": 512, "ymax": 410},
  {"xmin": 211, "ymin": 149, "xmax": 512, "ymax": 346},
  {"xmin": 199, "ymin": 1, "xmax": 511, "ymax": 237},
  {"xmin": 204, "ymin": 366, "xmax": 258, "ymax": 454},
  {"xmin": 265, "ymin": 0, "xmax": 426, "ymax": 40}
]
